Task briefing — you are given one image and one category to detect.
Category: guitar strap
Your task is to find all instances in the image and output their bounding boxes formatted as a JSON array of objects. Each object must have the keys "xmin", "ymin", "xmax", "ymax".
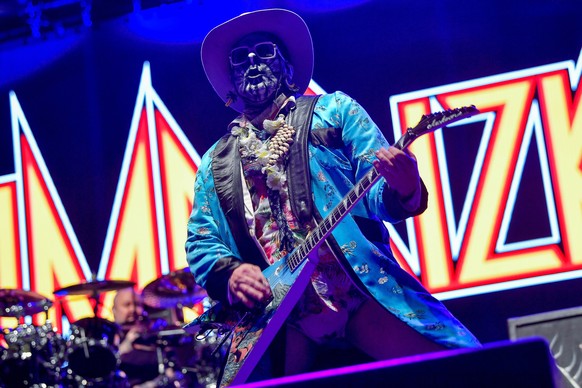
[
  {"xmin": 212, "ymin": 133, "xmax": 267, "ymax": 271},
  {"xmin": 286, "ymin": 95, "xmax": 320, "ymax": 224}
]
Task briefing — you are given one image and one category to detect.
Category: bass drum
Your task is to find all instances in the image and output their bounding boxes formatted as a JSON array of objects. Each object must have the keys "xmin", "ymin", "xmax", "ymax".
[
  {"xmin": 62, "ymin": 317, "xmax": 126, "ymax": 387},
  {"xmin": 0, "ymin": 322, "xmax": 65, "ymax": 387}
]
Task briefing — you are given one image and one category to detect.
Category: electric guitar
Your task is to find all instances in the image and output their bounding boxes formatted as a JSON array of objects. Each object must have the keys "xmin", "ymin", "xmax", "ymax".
[{"xmin": 183, "ymin": 105, "xmax": 480, "ymax": 386}]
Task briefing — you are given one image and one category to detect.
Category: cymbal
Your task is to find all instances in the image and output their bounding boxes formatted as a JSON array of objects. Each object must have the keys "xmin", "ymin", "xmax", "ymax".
[
  {"xmin": 53, "ymin": 279, "xmax": 135, "ymax": 297},
  {"xmin": 142, "ymin": 268, "xmax": 206, "ymax": 309},
  {"xmin": 0, "ymin": 289, "xmax": 53, "ymax": 317}
]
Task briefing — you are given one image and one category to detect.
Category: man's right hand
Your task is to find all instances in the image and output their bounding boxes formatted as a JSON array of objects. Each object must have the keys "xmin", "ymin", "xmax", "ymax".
[
  {"xmin": 118, "ymin": 326, "xmax": 141, "ymax": 355},
  {"xmin": 228, "ymin": 263, "xmax": 272, "ymax": 308}
]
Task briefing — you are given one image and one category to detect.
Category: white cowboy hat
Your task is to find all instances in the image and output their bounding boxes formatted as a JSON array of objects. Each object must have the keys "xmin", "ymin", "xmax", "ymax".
[{"xmin": 201, "ymin": 8, "xmax": 314, "ymax": 113}]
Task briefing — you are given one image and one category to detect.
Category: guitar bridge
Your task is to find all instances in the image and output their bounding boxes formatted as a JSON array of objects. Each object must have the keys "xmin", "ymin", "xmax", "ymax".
[{"xmin": 253, "ymin": 294, "xmax": 274, "ymax": 313}]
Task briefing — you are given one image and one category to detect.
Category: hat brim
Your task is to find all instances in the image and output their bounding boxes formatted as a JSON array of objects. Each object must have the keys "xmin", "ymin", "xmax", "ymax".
[{"xmin": 201, "ymin": 9, "xmax": 314, "ymax": 113}]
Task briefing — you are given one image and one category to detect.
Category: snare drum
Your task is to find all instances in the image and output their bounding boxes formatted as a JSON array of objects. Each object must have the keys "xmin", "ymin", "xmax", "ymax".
[{"xmin": 63, "ymin": 317, "xmax": 122, "ymax": 385}]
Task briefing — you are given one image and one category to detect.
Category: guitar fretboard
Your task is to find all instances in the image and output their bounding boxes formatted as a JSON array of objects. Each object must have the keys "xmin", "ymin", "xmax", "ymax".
[
  {"xmin": 283, "ymin": 105, "xmax": 477, "ymax": 272},
  {"xmin": 287, "ymin": 162, "xmax": 383, "ymax": 272}
]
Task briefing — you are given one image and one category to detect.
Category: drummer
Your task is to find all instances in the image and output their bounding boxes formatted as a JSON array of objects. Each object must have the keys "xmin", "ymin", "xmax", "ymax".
[
  {"xmin": 112, "ymin": 288, "xmax": 166, "ymax": 387},
  {"xmin": 112, "ymin": 288, "xmax": 145, "ymax": 353}
]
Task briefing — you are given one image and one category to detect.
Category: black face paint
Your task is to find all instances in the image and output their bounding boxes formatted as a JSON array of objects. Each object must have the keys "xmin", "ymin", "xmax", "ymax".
[
  {"xmin": 230, "ymin": 33, "xmax": 293, "ymax": 111},
  {"xmin": 232, "ymin": 55, "xmax": 282, "ymax": 107}
]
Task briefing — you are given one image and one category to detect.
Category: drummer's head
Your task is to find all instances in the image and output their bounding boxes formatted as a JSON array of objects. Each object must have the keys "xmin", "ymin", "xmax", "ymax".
[{"xmin": 112, "ymin": 288, "xmax": 143, "ymax": 325}]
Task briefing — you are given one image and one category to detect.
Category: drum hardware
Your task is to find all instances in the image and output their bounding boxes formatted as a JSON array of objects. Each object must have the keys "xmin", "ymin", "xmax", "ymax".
[
  {"xmin": 142, "ymin": 267, "xmax": 207, "ymax": 311},
  {"xmin": 119, "ymin": 312, "xmax": 221, "ymax": 387},
  {"xmin": 0, "ymin": 275, "xmax": 220, "ymax": 387},
  {"xmin": 137, "ymin": 269, "xmax": 225, "ymax": 386},
  {"xmin": 141, "ymin": 268, "xmax": 207, "ymax": 332},
  {"xmin": 131, "ymin": 320, "xmax": 186, "ymax": 347},
  {"xmin": 62, "ymin": 316, "xmax": 122, "ymax": 385},
  {"xmin": 143, "ymin": 325, "xmax": 192, "ymax": 387},
  {"xmin": 171, "ymin": 330, "xmax": 224, "ymax": 388},
  {"xmin": 0, "ymin": 288, "xmax": 53, "ymax": 318},
  {"xmin": 53, "ymin": 278, "xmax": 134, "ymax": 386},
  {"xmin": 53, "ymin": 278, "xmax": 136, "ymax": 318},
  {"xmin": 0, "ymin": 289, "xmax": 64, "ymax": 387},
  {"xmin": 53, "ymin": 279, "xmax": 136, "ymax": 298}
]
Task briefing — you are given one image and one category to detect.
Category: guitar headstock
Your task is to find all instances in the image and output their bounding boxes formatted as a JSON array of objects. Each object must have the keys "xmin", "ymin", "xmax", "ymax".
[{"xmin": 395, "ymin": 105, "xmax": 480, "ymax": 150}]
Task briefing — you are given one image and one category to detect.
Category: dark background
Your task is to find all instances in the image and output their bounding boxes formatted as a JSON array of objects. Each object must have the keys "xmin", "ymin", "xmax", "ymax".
[{"xmin": 1, "ymin": 0, "xmax": 581, "ymax": 345}]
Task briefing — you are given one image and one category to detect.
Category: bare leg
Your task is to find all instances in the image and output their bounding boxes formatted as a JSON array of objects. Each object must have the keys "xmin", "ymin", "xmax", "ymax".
[
  {"xmin": 346, "ymin": 299, "xmax": 445, "ymax": 360},
  {"xmin": 284, "ymin": 324, "xmax": 317, "ymax": 376}
]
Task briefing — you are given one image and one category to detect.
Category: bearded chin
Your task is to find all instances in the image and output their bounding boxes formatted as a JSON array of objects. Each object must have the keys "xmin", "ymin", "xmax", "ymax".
[{"xmin": 241, "ymin": 75, "xmax": 280, "ymax": 105}]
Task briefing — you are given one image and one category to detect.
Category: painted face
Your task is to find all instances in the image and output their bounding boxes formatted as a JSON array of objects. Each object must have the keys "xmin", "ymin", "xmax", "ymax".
[{"xmin": 230, "ymin": 33, "xmax": 291, "ymax": 111}]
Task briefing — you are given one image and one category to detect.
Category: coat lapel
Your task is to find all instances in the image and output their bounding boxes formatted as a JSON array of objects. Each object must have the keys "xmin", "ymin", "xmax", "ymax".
[{"xmin": 212, "ymin": 134, "xmax": 266, "ymax": 269}]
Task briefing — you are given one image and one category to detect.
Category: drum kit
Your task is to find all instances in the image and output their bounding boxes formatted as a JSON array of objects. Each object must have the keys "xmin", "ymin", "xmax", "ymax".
[{"xmin": 0, "ymin": 269, "xmax": 223, "ymax": 387}]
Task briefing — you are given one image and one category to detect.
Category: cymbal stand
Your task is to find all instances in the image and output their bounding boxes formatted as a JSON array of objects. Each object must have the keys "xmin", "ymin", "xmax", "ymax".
[
  {"xmin": 90, "ymin": 290, "xmax": 102, "ymax": 318},
  {"xmin": 152, "ymin": 330, "xmax": 186, "ymax": 386}
]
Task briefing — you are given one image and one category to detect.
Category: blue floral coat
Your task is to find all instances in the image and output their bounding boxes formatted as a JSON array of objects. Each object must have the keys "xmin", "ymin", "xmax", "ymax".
[{"xmin": 186, "ymin": 91, "xmax": 480, "ymax": 349}]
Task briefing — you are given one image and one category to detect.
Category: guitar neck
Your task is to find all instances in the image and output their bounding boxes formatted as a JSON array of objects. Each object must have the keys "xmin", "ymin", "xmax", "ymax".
[
  {"xmin": 287, "ymin": 162, "xmax": 383, "ymax": 272},
  {"xmin": 285, "ymin": 106, "xmax": 478, "ymax": 272}
]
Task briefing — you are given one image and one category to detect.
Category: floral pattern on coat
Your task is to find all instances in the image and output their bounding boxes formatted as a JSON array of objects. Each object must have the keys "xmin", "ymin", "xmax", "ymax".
[{"xmin": 186, "ymin": 91, "xmax": 481, "ymax": 349}]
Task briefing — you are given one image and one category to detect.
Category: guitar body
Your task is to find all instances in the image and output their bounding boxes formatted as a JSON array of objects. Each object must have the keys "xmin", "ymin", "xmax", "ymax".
[{"xmin": 184, "ymin": 251, "xmax": 319, "ymax": 387}]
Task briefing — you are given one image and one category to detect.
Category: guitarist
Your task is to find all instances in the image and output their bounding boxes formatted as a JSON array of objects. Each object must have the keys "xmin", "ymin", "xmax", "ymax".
[{"xmin": 185, "ymin": 8, "xmax": 481, "ymax": 383}]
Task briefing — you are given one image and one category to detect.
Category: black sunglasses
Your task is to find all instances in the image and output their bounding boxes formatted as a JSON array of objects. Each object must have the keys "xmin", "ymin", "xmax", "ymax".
[{"xmin": 229, "ymin": 41, "xmax": 278, "ymax": 66}]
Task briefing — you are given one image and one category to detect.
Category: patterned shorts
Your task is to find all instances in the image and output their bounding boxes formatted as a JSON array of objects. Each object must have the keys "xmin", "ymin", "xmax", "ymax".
[{"xmin": 289, "ymin": 278, "xmax": 370, "ymax": 347}]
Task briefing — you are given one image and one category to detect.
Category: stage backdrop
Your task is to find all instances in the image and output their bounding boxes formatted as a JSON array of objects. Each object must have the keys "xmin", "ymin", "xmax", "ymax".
[{"xmin": 0, "ymin": 0, "xmax": 581, "ymax": 343}]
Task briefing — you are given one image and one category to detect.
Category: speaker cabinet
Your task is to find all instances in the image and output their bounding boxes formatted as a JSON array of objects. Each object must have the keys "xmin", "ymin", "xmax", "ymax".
[{"xmin": 509, "ymin": 306, "xmax": 582, "ymax": 387}]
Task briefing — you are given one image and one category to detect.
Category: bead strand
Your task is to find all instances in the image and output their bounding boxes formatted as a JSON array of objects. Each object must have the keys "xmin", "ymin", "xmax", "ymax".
[{"xmin": 267, "ymin": 123, "xmax": 295, "ymax": 166}]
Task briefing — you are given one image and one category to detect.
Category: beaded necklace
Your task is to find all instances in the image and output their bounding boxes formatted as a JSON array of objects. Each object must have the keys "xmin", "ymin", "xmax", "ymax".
[
  {"xmin": 231, "ymin": 113, "xmax": 297, "ymax": 252},
  {"xmin": 231, "ymin": 114, "xmax": 296, "ymax": 192}
]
